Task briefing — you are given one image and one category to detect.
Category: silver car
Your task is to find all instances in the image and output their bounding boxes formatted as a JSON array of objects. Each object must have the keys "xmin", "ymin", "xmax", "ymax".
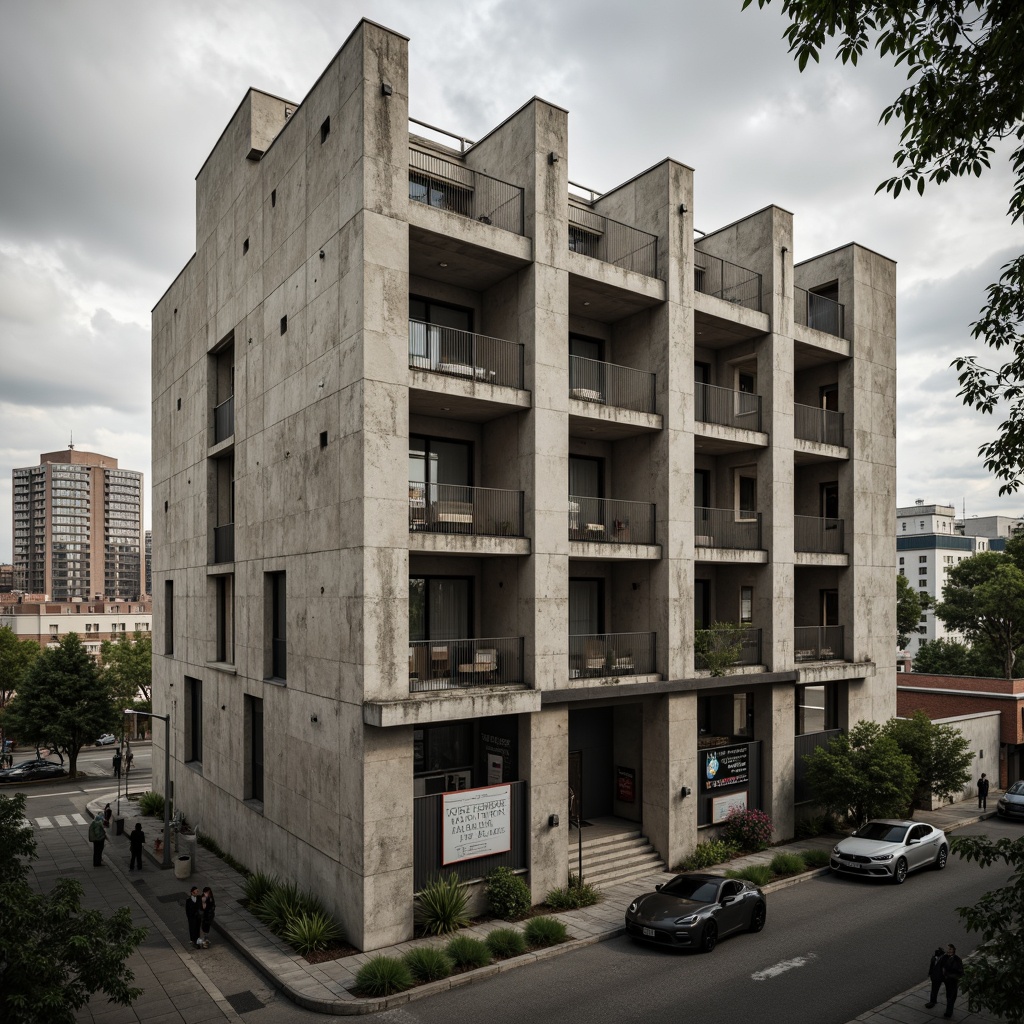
[
  {"xmin": 830, "ymin": 819, "xmax": 948, "ymax": 884},
  {"xmin": 996, "ymin": 780, "xmax": 1024, "ymax": 821}
]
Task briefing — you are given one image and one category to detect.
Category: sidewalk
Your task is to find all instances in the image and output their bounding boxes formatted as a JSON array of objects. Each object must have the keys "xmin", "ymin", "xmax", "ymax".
[{"xmin": 79, "ymin": 790, "xmax": 1004, "ymax": 1016}]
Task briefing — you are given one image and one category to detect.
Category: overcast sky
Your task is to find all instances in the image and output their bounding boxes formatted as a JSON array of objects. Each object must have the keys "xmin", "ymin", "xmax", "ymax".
[{"xmin": 1, "ymin": 0, "xmax": 1021, "ymax": 563}]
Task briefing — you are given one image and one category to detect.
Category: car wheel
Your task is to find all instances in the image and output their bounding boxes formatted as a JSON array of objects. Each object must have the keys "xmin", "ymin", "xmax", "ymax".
[
  {"xmin": 891, "ymin": 857, "xmax": 908, "ymax": 885},
  {"xmin": 934, "ymin": 845, "xmax": 948, "ymax": 871},
  {"xmin": 749, "ymin": 902, "xmax": 766, "ymax": 933},
  {"xmin": 699, "ymin": 921, "xmax": 718, "ymax": 954}
]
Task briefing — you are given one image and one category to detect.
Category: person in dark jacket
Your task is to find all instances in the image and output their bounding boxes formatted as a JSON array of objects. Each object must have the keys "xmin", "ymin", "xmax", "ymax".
[
  {"xmin": 978, "ymin": 772, "xmax": 990, "ymax": 809},
  {"xmin": 112, "ymin": 749, "xmax": 122, "ymax": 779},
  {"xmin": 940, "ymin": 943, "xmax": 965, "ymax": 1018},
  {"xmin": 87, "ymin": 815, "xmax": 106, "ymax": 866},
  {"xmin": 128, "ymin": 822, "xmax": 145, "ymax": 871},
  {"xmin": 200, "ymin": 886, "xmax": 216, "ymax": 948},
  {"xmin": 925, "ymin": 946, "xmax": 946, "ymax": 1008},
  {"xmin": 185, "ymin": 886, "xmax": 203, "ymax": 948}
]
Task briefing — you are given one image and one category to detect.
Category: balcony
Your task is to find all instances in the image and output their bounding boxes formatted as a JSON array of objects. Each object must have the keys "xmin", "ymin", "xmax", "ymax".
[
  {"xmin": 794, "ymin": 516, "xmax": 844, "ymax": 554},
  {"xmin": 794, "ymin": 625, "xmax": 844, "ymax": 661},
  {"xmin": 569, "ymin": 496, "xmax": 656, "ymax": 545},
  {"xmin": 409, "ymin": 636, "xmax": 524, "ymax": 692},
  {"xmin": 213, "ymin": 523, "xmax": 234, "ymax": 564},
  {"xmin": 694, "ymin": 251, "xmax": 762, "ymax": 311},
  {"xmin": 408, "ymin": 482, "xmax": 524, "ymax": 537},
  {"xmin": 695, "ymin": 382, "xmax": 762, "ymax": 432},
  {"xmin": 568, "ymin": 207, "xmax": 658, "ymax": 278},
  {"xmin": 794, "ymin": 403, "xmax": 843, "ymax": 446},
  {"xmin": 409, "ymin": 149, "xmax": 524, "ymax": 235},
  {"xmin": 569, "ymin": 632, "xmax": 656, "ymax": 679},
  {"xmin": 694, "ymin": 508, "xmax": 762, "ymax": 550},
  {"xmin": 795, "ymin": 288, "xmax": 845, "ymax": 338},
  {"xmin": 695, "ymin": 626, "xmax": 762, "ymax": 670},
  {"xmin": 409, "ymin": 321, "xmax": 524, "ymax": 390},
  {"xmin": 213, "ymin": 396, "xmax": 234, "ymax": 444},
  {"xmin": 569, "ymin": 355, "xmax": 656, "ymax": 414}
]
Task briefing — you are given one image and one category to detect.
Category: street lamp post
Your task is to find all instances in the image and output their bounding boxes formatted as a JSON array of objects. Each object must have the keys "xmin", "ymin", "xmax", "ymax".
[{"xmin": 124, "ymin": 708, "xmax": 171, "ymax": 869}]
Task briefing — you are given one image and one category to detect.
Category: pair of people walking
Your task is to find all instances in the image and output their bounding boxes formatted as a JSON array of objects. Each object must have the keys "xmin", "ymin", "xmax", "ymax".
[
  {"xmin": 185, "ymin": 885, "xmax": 216, "ymax": 949},
  {"xmin": 926, "ymin": 943, "xmax": 964, "ymax": 1018}
]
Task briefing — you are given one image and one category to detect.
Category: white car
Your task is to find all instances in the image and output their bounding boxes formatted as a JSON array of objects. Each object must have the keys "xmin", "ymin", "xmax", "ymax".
[
  {"xmin": 95, "ymin": 734, "xmax": 116, "ymax": 746},
  {"xmin": 830, "ymin": 819, "xmax": 948, "ymax": 884}
]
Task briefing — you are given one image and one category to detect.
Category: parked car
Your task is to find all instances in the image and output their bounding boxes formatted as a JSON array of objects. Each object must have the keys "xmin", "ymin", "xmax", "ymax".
[
  {"xmin": 95, "ymin": 734, "xmax": 116, "ymax": 746},
  {"xmin": 830, "ymin": 819, "xmax": 947, "ymax": 884},
  {"xmin": 996, "ymin": 780, "xmax": 1024, "ymax": 821},
  {"xmin": 625, "ymin": 872, "xmax": 767, "ymax": 953},
  {"xmin": 0, "ymin": 758, "xmax": 67, "ymax": 783}
]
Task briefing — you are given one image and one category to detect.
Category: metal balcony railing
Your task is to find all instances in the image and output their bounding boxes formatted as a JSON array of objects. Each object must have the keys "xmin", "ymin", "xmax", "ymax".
[
  {"xmin": 695, "ymin": 626, "xmax": 762, "ymax": 669},
  {"xmin": 794, "ymin": 625, "xmax": 844, "ymax": 661},
  {"xmin": 569, "ymin": 632, "xmax": 656, "ymax": 678},
  {"xmin": 569, "ymin": 355, "xmax": 656, "ymax": 414},
  {"xmin": 694, "ymin": 251, "xmax": 762, "ymax": 311},
  {"xmin": 694, "ymin": 507, "xmax": 763, "ymax": 550},
  {"xmin": 568, "ymin": 496, "xmax": 656, "ymax": 545},
  {"xmin": 213, "ymin": 395, "xmax": 234, "ymax": 444},
  {"xmin": 794, "ymin": 403, "xmax": 844, "ymax": 446},
  {"xmin": 794, "ymin": 515, "xmax": 844, "ymax": 554},
  {"xmin": 409, "ymin": 149, "xmax": 524, "ymax": 235},
  {"xmin": 795, "ymin": 287, "xmax": 845, "ymax": 338},
  {"xmin": 408, "ymin": 321, "xmax": 524, "ymax": 390},
  {"xmin": 213, "ymin": 523, "xmax": 234, "ymax": 564},
  {"xmin": 568, "ymin": 206, "xmax": 658, "ymax": 278},
  {"xmin": 408, "ymin": 482, "xmax": 524, "ymax": 537},
  {"xmin": 409, "ymin": 636, "xmax": 524, "ymax": 692},
  {"xmin": 695, "ymin": 382, "xmax": 762, "ymax": 431}
]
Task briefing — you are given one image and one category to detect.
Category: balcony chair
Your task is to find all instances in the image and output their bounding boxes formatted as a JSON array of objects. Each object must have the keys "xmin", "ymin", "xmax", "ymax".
[
  {"xmin": 583, "ymin": 639, "xmax": 607, "ymax": 674},
  {"xmin": 457, "ymin": 647, "xmax": 498, "ymax": 680}
]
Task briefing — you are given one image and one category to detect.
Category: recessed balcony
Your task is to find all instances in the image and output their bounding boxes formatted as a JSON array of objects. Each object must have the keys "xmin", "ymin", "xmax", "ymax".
[
  {"xmin": 694, "ymin": 507, "xmax": 763, "ymax": 552},
  {"xmin": 794, "ymin": 516, "xmax": 844, "ymax": 555},
  {"xmin": 569, "ymin": 355, "xmax": 656, "ymax": 414},
  {"xmin": 409, "ymin": 636, "xmax": 524, "ymax": 692},
  {"xmin": 695, "ymin": 626, "xmax": 762, "ymax": 670},
  {"xmin": 408, "ymin": 320, "xmax": 524, "ymax": 391},
  {"xmin": 694, "ymin": 251, "xmax": 762, "ymax": 312},
  {"xmin": 696, "ymin": 382, "xmax": 762, "ymax": 432},
  {"xmin": 795, "ymin": 288, "xmax": 845, "ymax": 339},
  {"xmin": 794, "ymin": 403, "xmax": 844, "ymax": 447},
  {"xmin": 568, "ymin": 206, "xmax": 658, "ymax": 278},
  {"xmin": 212, "ymin": 523, "xmax": 234, "ymax": 564},
  {"xmin": 794, "ymin": 625, "xmax": 844, "ymax": 662},
  {"xmin": 408, "ymin": 482, "xmax": 524, "ymax": 538},
  {"xmin": 569, "ymin": 632, "xmax": 657, "ymax": 679},
  {"xmin": 568, "ymin": 496, "xmax": 656, "ymax": 546}
]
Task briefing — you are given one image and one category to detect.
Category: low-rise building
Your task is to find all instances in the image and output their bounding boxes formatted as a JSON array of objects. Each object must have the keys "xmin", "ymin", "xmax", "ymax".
[{"xmin": 0, "ymin": 598, "xmax": 152, "ymax": 658}]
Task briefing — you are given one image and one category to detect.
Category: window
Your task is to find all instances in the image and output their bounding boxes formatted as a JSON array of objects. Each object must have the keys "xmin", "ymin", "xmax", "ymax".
[
  {"xmin": 320, "ymin": 116, "xmax": 330, "ymax": 143},
  {"xmin": 408, "ymin": 297, "xmax": 473, "ymax": 369},
  {"xmin": 740, "ymin": 586, "xmax": 753, "ymax": 624},
  {"xmin": 49, "ymin": 624, "xmax": 58, "ymax": 636},
  {"xmin": 902, "ymin": 522, "xmax": 906, "ymax": 531},
  {"xmin": 85, "ymin": 623, "xmax": 92, "ymax": 632},
  {"xmin": 919, "ymin": 580, "xmax": 927, "ymax": 588},
  {"xmin": 899, "ymin": 557, "xmax": 904, "ymax": 565},
  {"xmin": 185, "ymin": 676, "xmax": 203, "ymax": 764},
  {"xmin": 245, "ymin": 695, "xmax": 264, "ymax": 803},
  {"xmin": 164, "ymin": 580, "xmax": 174, "ymax": 655},
  {"xmin": 919, "ymin": 567, "xmax": 927, "ymax": 576},
  {"xmin": 736, "ymin": 470, "xmax": 757, "ymax": 520},
  {"xmin": 280, "ymin": 315, "xmax": 287, "ymax": 335},
  {"xmin": 919, "ymin": 555, "xmax": 927, "ymax": 563},
  {"xmin": 215, "ymin": 575, "xmax": 234, "ymax": 664},
  {"xmin": 820, "ymin": 482, "xmax": 839, "ymax": 520},
  {"xmin": 899, "ymin": 569, "xmax": 905, "ymax": 576},
  {"xmin": 796, "ymin": 682, "xmax": 838, "ymax": 734},
  {"xmin": 265, "ymin": 571, "xmax": 286, "ymax": 680},
  {"xmin": 920, "ymin": 614, "xmax": 928, "ymax": 623}
]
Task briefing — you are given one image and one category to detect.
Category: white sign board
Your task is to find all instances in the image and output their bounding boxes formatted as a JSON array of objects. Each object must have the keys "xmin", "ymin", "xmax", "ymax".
[
  {"xmin": 712, "ymin": 790, "xmax": 748, "ymax": 824},
  {"xmin": 442, "ymin": 784, "xmax": 511, "ymax": 865}
]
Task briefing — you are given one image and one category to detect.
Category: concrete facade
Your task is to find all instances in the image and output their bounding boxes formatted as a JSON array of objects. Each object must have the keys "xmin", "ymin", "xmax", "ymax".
[{"xmin": 152, "ymin": 20, "xmax": 898, "ymax": 951}]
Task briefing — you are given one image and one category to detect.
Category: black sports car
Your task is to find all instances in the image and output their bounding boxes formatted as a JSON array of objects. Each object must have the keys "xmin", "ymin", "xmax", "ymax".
[
  {"xmin": 0, "ymin": 758, "xmax": 67, "ymax": 783},
  {"xmin": 625, "ymin": 872, "xmax": 767, "ymax": 953}
]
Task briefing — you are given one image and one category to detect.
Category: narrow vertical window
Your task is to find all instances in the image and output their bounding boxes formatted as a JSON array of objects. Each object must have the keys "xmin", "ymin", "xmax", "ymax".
[
  {"xmin": 215, "ymin": 575, "xmax": 234, "ymax": 664},
  {"xmin": 164, "ymin": 580, "xmax": 174, "ymax": 655},
  {"xmin": 246, "ymin": 695, "xmax": 264, "ymax": 802},
  {"xmin": 320, "ymin": 116, "xmax": 330, "ymax": 143},
  {"xmin": 265, "ymin": 571, "xmax": 286, "ymax": 680},
  {"xmin": 184, "ymin": 676, "xmax": 203, "ymax": 764}
]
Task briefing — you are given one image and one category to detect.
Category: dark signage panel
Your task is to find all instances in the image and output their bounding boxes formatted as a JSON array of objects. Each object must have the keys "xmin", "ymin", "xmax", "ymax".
[
  {"xmin": 616, "ymin": 765, "xmax": 636, "ymax": 803},
  {"xmin": 702, "ymin": 744, "xmax": 749, "ymax": 791}
]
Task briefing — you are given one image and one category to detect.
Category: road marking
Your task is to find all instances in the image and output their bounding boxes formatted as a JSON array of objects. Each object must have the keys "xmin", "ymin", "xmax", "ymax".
[
  {"xmin": 35, "ymin": 817, "xmax": 53, "ymax": 828},
  {"xmin": 751, "ymin": 952, "xmax": 818, "ymax": 981},
  {"xmin": 53, "ymin": 814, "xmax": 72, "ymax": 827},
  {"xmin": 71, "ymin": 813, "xmax": 87, "ymax": 825}
]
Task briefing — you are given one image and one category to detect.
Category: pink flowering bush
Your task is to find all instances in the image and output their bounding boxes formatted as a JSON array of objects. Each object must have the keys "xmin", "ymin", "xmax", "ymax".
[{"xmin": 721, "ymin": 807, "xmax": 774, "ymax": 852}]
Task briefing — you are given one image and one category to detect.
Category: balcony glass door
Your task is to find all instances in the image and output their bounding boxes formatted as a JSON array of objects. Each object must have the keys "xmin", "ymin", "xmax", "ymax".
[
  {"xmin": 410, "ymin": 436, "xmax": 472, "ymax": 530},
  {"xmin": 409, "ymin": 297, "xmax": 472, "ymax": 368},
  {"xmin": 409, "ymin": 577, "xmax": 471, "ymax": 642},
  {"xmin": 569, "ymin": 579, "xmax": 603, "ymax": 635}
]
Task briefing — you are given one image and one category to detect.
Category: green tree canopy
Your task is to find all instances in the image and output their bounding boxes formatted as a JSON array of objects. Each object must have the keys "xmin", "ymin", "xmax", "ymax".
[
  {"xmin": 896, "ymin": 573, "xmax": 931, "ymax": 649},
  {"xmin": 1, "ymin": 633, "xmax": 115, "ymax": 777},
  {"xmin": 100, "ymin": 631, "xmax": 152, "ymax": 710},
  {"xmin": 0, "ymin": 625, "xmax": 38, "ymax": 749},
  {"xmin": 911, "ymin": 637, "xmax": 1001, "ymax": 677},
  {"xmin": 885, "ymin": 710, "xmax": 974, "ymax": 814},
  {"xmin": 0, "ymin": 792, "xmax": 146, "ymax": 1024}
]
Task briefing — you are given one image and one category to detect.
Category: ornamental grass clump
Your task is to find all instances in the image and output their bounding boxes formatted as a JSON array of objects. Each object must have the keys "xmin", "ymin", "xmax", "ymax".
[
  {"xmin": 485, "ymin": 866, "xmax": 532, "ymax": 921},
  {"xmin": 769, "ymin": 852, "xmax": 806, "ymax": 876},
  {"xmin": 415, "ymin": 874, "xmax": 471, "ymax": 936},
  {"xmin": 282, "ymin": 911, "xmax": 343, "ymax": 956},
  {"xmin": 242, "ymin": 870, "xmax": 279, "ymax": 908},
  {"xmin": 354, "ymin": 955, "xmax": 414, "ymax": 997},
  {"xmin": 485, "ymin": 927, "xmax": 527, "ymax": 960},
  {"xmin": 801, "ymin": 848, "xmax": 832, "ymax": 869},
  {"xmin": 545, "ymin": 874, "xmax": 601, "ymax": 910},
  {"xmin": 137, "ymin": 791, "xmax": 165, "ymax": 816},
  {"xmin": 721, "ymin": 807, "xmax": 774, "ymax": 853},
  {"xmin": 725, "ymin": 864, "xmax": 774, "ymax": 887},
  {"xmin": 675, "ymin": 838, "xmax": 737, "ymax": 871},
  {"xmin": 524, "ymin": 915, "xmax": 569, "ymax": 948},
  {"xmin": 402, "ymin": 946, "xmax": 453, "ymax": 983},
  {"xmin": 445, "ymin": 934, "xmax": 492, "ymax": 970}
]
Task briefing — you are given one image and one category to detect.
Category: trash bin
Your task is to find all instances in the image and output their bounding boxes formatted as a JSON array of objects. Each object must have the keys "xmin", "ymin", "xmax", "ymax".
[
  {"xmin": 114, "ymin": 817, "xmax": 125, "ymax": 836},
  {"xmin": 180, "ymin": 833, "xmax": 197, "ymax": 871},
  {"xmin": 174, "ymin": 854, "xmax": 191, "ymax": 880}
]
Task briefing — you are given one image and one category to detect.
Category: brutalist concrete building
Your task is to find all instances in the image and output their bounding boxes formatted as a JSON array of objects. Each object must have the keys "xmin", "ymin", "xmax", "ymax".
[{"xmin": 152, "ymin": 19, "xmax": 897, "ymax": 950}]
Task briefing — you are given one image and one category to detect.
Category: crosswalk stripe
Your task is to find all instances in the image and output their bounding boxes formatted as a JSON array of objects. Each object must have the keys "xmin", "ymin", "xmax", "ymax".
[
  {"xmin": 35, "ymin": 817, "xmax": 54, "ymax": 828},
  {"xmin": 54, "ymin": 814, "xmax": 72, "ymax": 827},
  {"xmin": 71, "ymin": 813, "xmax": 87, "ymax": 825}
]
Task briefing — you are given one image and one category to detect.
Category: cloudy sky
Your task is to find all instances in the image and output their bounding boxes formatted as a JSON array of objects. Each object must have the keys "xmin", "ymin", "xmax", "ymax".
[{"xmin": 1, "ymin": 0, "xmax": 1020, "ymax": 563}]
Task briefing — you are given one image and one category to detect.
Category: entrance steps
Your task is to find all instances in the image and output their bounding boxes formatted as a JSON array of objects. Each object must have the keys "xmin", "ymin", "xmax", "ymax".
[{"xmin": 567, "ymin": 827, "xmax": 665, "ymax": 889}]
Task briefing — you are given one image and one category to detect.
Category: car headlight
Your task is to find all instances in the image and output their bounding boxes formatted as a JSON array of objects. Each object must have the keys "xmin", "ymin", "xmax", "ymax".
[
  {"xmin": 832, "ymin": 844, "xmax": 841, "ymax": 854},
  {"xmin": 674, "ymin": 914, "xmax": 699, "ymax": 926},
  {"xmin": 871, "ymin": 853, "xmax": 894, "ymax": 861},
  {"xmin": 628, "ymin": 901, "xmax": 638, "ymax": 914}
]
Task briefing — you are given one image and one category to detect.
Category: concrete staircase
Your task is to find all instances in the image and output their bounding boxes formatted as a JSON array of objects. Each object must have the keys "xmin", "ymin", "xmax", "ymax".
[{"xmin": 567, "ymin": 827, "xmax": 665, "ymax": 889}]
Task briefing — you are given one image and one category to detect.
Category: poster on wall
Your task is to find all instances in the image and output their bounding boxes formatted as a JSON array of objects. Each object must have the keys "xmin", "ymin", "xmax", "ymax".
[
  {"xmin": 616, "ymin": 765, "xmax": 637, "ymax": 803},
  {"xmin": 703, "ymin": 744, "xmax": 750, "ymax": 791},
  {"xmin": 713, "ymin": 790, "xmax": 748, "ymax": 823},
  {"xmin": 487, "ymin": 754, "xmax": 504, "ymax": 785},
  {"xmin": 442, "ymin": 784, "xmax": 512, "ymax": 865}
]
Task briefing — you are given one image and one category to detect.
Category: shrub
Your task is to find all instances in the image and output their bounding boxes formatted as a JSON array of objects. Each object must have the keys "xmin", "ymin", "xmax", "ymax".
[
  {"xmin": 243, "ymin": 870, "xmax": 279, "ymax": 908},
  {"xmin": 354, "ymin": 955, "xmax": 413, "ymax": 997},
  {"xmin": 415, "ymin": 874, "xmax": 470, "ymax": 936},
  {"xmin": 445, "ymin": 934, "xmax": 492, "ymax": 970},
  {"xmin": 818, "ymin": 811, "xmax": 840, "ymax": 834},
  {"xmin": 402, "ymin": 946, "xmax": 453, "ymax": 983},
  {"xmin": 675, "ymin": 838, "xmax": 737, "ymax": 871},
  {"xmin": 486, "ymin": 927, "xmax": 527, "ymax": 959},
  {"xmin": 769, "ymin": 852, "xmax": 806, "ymax": 876},
  {"xmin": 138, "ymin": 791, "xmax": 165, "ymax": 816},
  {"xmin": 793, "ymin": 817, "xmax": 820, "ymax": 840},
  {"xmin": 485, "ymin": 867, "xmax": 532, "ymax": 921},
  {"xmin": 721, "ymin": 807, "xmax": 774, "ymax": 852},
  {"xmin": 725, "ymin": 864, "xmax": 774, "ymax": 887},
  {"xmin": 801, "ymin": 848, "xmax": 832, "ymax": 869},
  {"xmin": 524, "ymin": 915, "xmax": 569, "ymax": 948},
  {"xmin": 283, "ymin": 911, "xmax": 343, "ymax": 956},
  {"xmin": 545, "ymin": 875, "xmax": 601, "ymax": 910}
]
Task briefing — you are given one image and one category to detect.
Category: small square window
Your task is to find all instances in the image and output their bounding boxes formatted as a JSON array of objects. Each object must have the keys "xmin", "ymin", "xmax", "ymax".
[{"xmin": 320, "ymin": 116, "xmax": 330, "ymax": 143}]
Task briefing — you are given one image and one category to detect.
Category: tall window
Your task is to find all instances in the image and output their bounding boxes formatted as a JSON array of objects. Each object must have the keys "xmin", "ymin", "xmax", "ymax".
[
  {"xmin": 796, "ymin": 683, "xmax": 838, "ymax": 734},
  {"xmin": 409, "ymin": 577, "xmax": 472, "ymax": 641},
  {"xmin": 740, "ymin": 586, "xmax": 753, "ymax": 624},
  {"xmin": 265, "ymin": 572, "xmax": 286, "ymax": 680},
  {"xmin": 164, "ymin": 580, "xmax": 174, "ymax": 655},
  {"xmin": 246, "ymin": 695, "xmax": 264, "ymax": 802},
  {"xmin": 215, "ymin": 575, "xmax": 234, "ymax": 664},
  {"xmin": 185, "ymin": 676, "xmax": 203, "ymax": 764}
]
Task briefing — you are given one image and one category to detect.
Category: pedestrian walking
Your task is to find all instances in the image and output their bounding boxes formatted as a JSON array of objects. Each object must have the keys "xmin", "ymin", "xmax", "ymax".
[
  {"xmin": 978, "ymin": 772, "xmax": 990, "ymax": 809},
  {"xmin": 125, "ymin": 744, "xmax": 134, "ymax": 772},
  {"xmin": 940, "ymin": 943, "xmax": 964, "ymax": 1018},
  {"xmin": 102, "ymin": 803, "xmax": 112, "ymax": 829},
  {"xmin": 200, "ymin": 886, "xmax": 216, "ymax": 948},
  {"xmin": 925, "ymin": 946, "xmax": 945, "ymax": 1008},
  {"xmin": 185, "ymin": 885, "xmax": 203, "ymax": 947},
  {"xmin": 112, "ymin": 749, "xmax": 122, "ymax": 779},
  {"xmin": 87, "ymin": 814, "xmax": 106, "ymax": 867},
  {"xmin": 128, "ymin": 823, "xmax": 145, "ymax": 871}
]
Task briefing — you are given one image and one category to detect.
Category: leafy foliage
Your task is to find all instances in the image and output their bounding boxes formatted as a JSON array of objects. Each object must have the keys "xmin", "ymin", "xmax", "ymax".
[
  {"xmin": 896, "ymin": 573, "xmax": 932, "ymax": 649},
  {"xmin": 544, "ymin": 874, "xmax": 601, "ymax": 910},
  {"xmin": 911, "ymin": 637, "xmax": 1000, "ymax": 677},
  {"xmin": 485, "ymin": 866, "xmax": 532, "ymax": 921},
  {"xmin": 354, "ymin": 955, "xmax": 414, "ymax": 997},
  {"xmin": 99, "ymin": 631, "xmax": 153, "ymax": 711},
  {"xmin": 444, "ymin": 934, "xmax": 492, "ymax": 970},
  {"xmin": 415, "ymin": 874, "xmax": 471, "ymax": 936},
  {"xmin": 950, "ymin": 834, "xmax": 1024, "ymax": 1023},
  {"xmin": 0, "ymin": 626, "xmax": 38, "ymax": 751},
  {"xmin": 721, "ymin": 807, "xmax": 774, "ymax": 852},
  {"xmin": 675, "ymin": 837, "xmax": 737, "ymax": 871},
  {"xmin": 793, "ymin": 813, "xmax": 838, "ymax": 839},
  {"xmin": 801, "ymin": 848, "xmax": 832, "ymax": 869},
  {"xmin": 137, "ymin": 791, "xmax": 165, "ymax": 817},
  {"xmin": 694, "ymin": 622, "xmax": 747, "ymax": 675},
  {"xmin": 523, "ymin": 915, "xmax": 569, "ymax": 948},
  {"xmin": 282, "ymin": 911, "xmax": 342, "ymax": 956},
  {"xmin": 885, "ymin": 710, "xmax": 974, "ymax": 813},
  {"xmin": 0, "ymin": 793, "xmax": 146, "ymax": 1024},
  {"xmin": 725, "ymin": 864, "xmax": 775, "ymax": 887},
  {"xmin": 242, "ymin": 870, "xmax": 279, "ymax": 908},
  {"xmin": 485, "ymin": 927, "xmax": 528, "ymax": 959},
  {"xmin": 402, "ymin": 945, "xmax": 453, "ymax": 982}
]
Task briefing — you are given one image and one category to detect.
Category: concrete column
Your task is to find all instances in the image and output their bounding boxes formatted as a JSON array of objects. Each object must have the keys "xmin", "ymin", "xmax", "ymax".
[
  {"xmin": 754, "ymin": 682, "xmax": 795, "ymax": 840},
  {"xmin": 520, "ymin": 706, "xmax": 568, "ymax": 901}
]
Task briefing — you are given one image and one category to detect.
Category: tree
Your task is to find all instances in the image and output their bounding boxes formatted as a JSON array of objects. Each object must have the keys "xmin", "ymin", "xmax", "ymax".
[
  {"xmin": 100, "ymin": 631, "xmax": 152, "ymax": 712},
  {"xmin": 949, "ymin": 833, "xmax": 1024, "ymax": 1023},
  {"xmin": 803, "ymin": 720, "xmax": 918, "ymax": 824},
  {"xmin": 0, "ymin": 792, "xmax": 146, "ymax": 1023},
  {"xmin": 742, "ymin": 1, "xmax": 1024, "ymax": 492},
  {"xmin": 884, "ymin": 710, "xmax": 974, "ymax": 814},
  {"xmin": 694, "ymin": 622, "xmax": 747, "ymax": 676},
  {"xmin": 896, "ymin": 573, "xmax": 931, "ymax": 649},
  {"xmin": 911, "ymin": 637, "xmax": 999, "ymax": 677},
  {"xmin": 1, "ymin": 633, "xmax": 114, "ymax": 778},
  {"xmin": 0, "ymin": 626, "xmax": 38, "ymax": 751}
]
